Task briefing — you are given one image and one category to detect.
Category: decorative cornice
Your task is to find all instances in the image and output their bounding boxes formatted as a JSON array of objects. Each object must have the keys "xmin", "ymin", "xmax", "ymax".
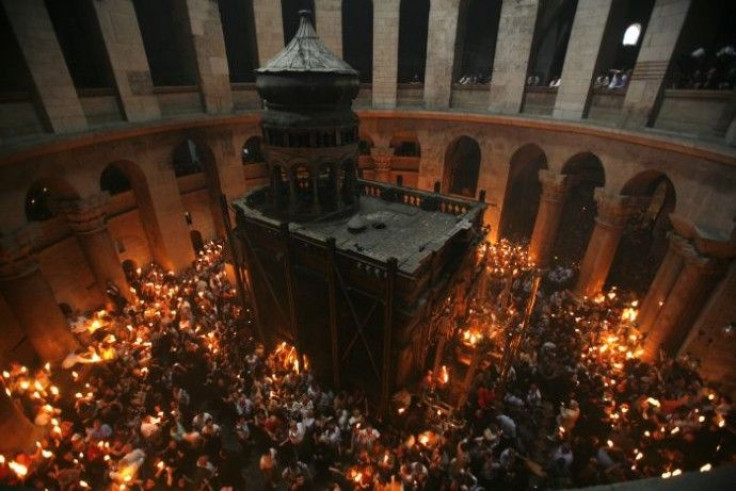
[
  {"xmin": 53, "ymin": 192, "xmax": 110, "ymax": 234},
  {"xmin": 593, "ymin": 189, "xmax": 650, "ymax": 229},
  {"xmin": 538, "ymin": 170, "xmax": 568, "ymax": 202}
]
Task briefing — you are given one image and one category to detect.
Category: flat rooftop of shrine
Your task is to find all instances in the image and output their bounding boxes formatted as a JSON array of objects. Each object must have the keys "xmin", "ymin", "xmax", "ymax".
[{"xmin": 233, "ymin": 183, "xmax": 485, "ymax": 274}]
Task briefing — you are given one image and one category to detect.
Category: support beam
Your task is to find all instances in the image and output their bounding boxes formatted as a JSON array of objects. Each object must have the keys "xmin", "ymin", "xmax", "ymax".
[
  {"xmin": 253, "ymin": 0, "xmax": 285, "ymax": 64},
  {"xmin": 424, "ymin": 0, "xmax": 461, "ymax": 109},
  {"xmin": 489, "ymin": 0, "xmax": 539, "ymax": 114},
  {"xmin": 372, "ymin": 0, "xmax": 401, "ymax": 108},
  {"xmin": 91, "ymin": 0, "xmax": 161, "ymax": 122},
  {"xmin": 553, "ymin": 0, "xmax": 615, "ymax": 120},
  {"xmin": 620, "ymin": 0, "xmax": 691, "ymax": 128},
  {"xmin": 2, "ymin": 0, "xmax": 87, "ymax": 133},
  {"xmin": 314, "ymin": 0, "xmax": 342, "ymax": 57}
]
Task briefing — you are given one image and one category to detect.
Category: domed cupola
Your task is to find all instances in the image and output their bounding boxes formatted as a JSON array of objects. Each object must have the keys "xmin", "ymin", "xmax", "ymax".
[{"xmin": 255, "ymin": 10, "xmax": 362, "ymax": 222}]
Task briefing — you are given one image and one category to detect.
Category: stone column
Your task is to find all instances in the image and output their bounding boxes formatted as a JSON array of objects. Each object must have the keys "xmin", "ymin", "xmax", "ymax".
[
  {"xmin": 552, "ymin": 0, "xmax": 615, "ymax": 120},
  {"xmin": 424, "ymin": 0, "xmax": 461, "ymax": 109},
  {"xmin": 620, "ymin": 0, "xmax": 691, "ymax": 128},
  {"xmin": 636, "ymin": 233, "xmax": 687, "ymax": 334},
  {"xmin": 372, "ymin": 0, "xmax": 401, "ymax": 108},
  {"xmin": 253, "ymin": 0, "xmax": 285, "ymax": 64},
  {"xmin": 488, "ymin": 0, "xmax": 539, "ymax": 114},
  {"xmin": 91, "ymin": 0, "xmax": 161, "ymax": 122},
  {"xmin": 181, "ymin": 0, "xmax": 233, "ymax": 114},
  {"xmin": 370, "ymin": 146, "xmax": 394, "ymax": 183},
  {"xmin": 314, "ymin": 0, "xmax": 342, "ymax": 57},
  {"xmin": 643, "ymin": 244, "xmax": 724, "ymax": 359},
  {"xmin": 1, "ymin": 0, "xmax": 87, "ymax": 133},
  {"xmin": 0, "ymin": 226, "xmax": 78, "ymax": 362},
  {"xmin": 0, "ymin": 388, "xmax": 42, "ymax": 454},
  {"xmin": 529, "ymin": 170, "xmax": 568, "ymax": 268},
  {"xmin": 574, "ymin": 190, "xmax": 648, "ymax": 298},
  {"xmin": 55, "ymin": 193, "xmax": 132, "ymax": 305}
]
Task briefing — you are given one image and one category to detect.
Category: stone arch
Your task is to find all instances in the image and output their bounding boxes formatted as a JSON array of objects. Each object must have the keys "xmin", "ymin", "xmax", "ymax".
[
  {"xmin": 24, "ymin": 177, "xmax": 80, "ymax": 223},
  {"xmin": 605, "ymin": 171, "xmax": 677, "ymax": 294},
  {"xmin": 444, "ymin": 136, "xmax": 481, "ymax": 198},
  {"xmin": 499, "ymin": 143, "xmax": 548, "ymax": 243},
  {"xmin": 552, "ymin": 152, "xmax": 606, "ymax": 266},
  {"xmin": 342, "ymin": 0, "xmax": 373, "ymax": 83},
  {"xmin": 99, "ymin": 160, "xmax": 161, "ymax": 268},
  {"xmin": 243, "ymin": 136, "xmax": 264, "ymax": 164},
  {"xmin": 398, "ymin": 0, "xmax": 430, "ymax": 83},
  {"xmin": 172, "ymin": 138, "xmax": 226, "ymax": 238}
]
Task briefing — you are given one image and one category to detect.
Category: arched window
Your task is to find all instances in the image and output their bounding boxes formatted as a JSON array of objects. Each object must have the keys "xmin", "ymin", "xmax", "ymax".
[
  {"xmin": 243, "ymin": 136, "xmax": 264, "ymax": 164},
  {"xmin": 282, "ymin": 0, "xmax": 316, "ymax": 44},
  {"xmin": 390, "ymin": 135, "xmax": 421, "ymax": 157},
  {"xmin": 172, "ymin": 139, "xmax": 204, "ymax": 177},
  {"xmin": 398, "ymin": 0, "xmax": 430, "ymax": 83},
  {"xmin": 622, "ymin": 23, "xmax": 641, "ymax": 46},
  {"xmin": 100, "ymin": 165, "xmax": 132, "ymax": 196},
  {"xmin": 218, "ymin": 0, "xmax": 259, "ymax": 82},
  {"xmin": 445, "ymin": 136, "xmax": 481, "ymax": 198},
  {"xmin": 342, "ymin": 0, "xmax": 373, "ymax": 82}
]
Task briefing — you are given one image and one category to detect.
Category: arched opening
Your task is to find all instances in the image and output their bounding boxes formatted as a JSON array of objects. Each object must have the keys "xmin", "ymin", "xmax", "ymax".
[
  {"xmin": 100, "ymin": 161, "xmax": 159, "ymax": 267},
  {"xmin": 25, "ymin": 179, "xmax": 79, "ymax": 223},
  {"xmin": 100, "ymin": 165, "xmax": 132, "ymax": 196},
  {"xmin": 454, "ymin": 0, "xmax": 502, "ymax": 84},
  {"xmin": 272, "ymin": 165, "xmax": 289, "ymax": 205},
  {"xmin": 218, "ymin": 0, "xmax": 259, "ymax": 83},
  {"xmin": 317, "ymin": 163, "xmax": 337, "ymax": 211},
  {"xmin": 552, "ymin": 152, "xmax": 605, "ymax": 266},
  {"xmin": 172, "ymin": 138, "xmax": 225, "ymax": 239},
  {"xmin": 622, "ymin": 23, "xmax": 641, "ymax": 46},
  {"xmin": 397, "ymin": 0, "xmax": 430, "ymax": 83},
  {"xmin": 342, "ymin": 0, "xmax": 373, "ymax": 83},
  {"xmin": 190, "ymin": 229, "xmax": 205, "ymax": 254},
  {"xmin": 605, "ymin": 172, "xmax": 676, "ymax": 295},
  {"xmin": 499, "ymin": 144, "xmax": 548, "ymax": 243},
  {"xmin": 444, "ymin": 136, "xmax": 481, "ymax": 198},
  {"xmin": 527, "ymin": 0, "xmax": 578, "ymax": 85},
  {"xmin": 282, "ymin": 0, "xmax": 316, "ymax": 44},
  {"xmin": 341, "ymin": 160, "xmax": 357, "ymax": 205},
  {"xmin": 390, "ymin": 134, "xmax": 421, "ymax": 158},
  {"xmin": 243, "ymin": 136, "xmax": 264, "ymax": 164},
  {"xmin": 293, "ymin": 165, "xmax": 313, "ymax": 210},
  {"xmin": 132, "ymin": 0, "xmax": 196, "ymax": 86}
]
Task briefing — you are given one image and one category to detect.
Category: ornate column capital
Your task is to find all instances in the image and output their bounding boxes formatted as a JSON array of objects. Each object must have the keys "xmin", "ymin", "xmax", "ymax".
[
  {"xmin": 538, "ymin": 170, "xmax": 568, "ymax": 202},
  {"xmin": 0, "ymin": 225, "xmax": 40, "ymax": 279},
  {"xmin": 53, "ymin": 192, "xmax": 111, "ymax": 234},
  {"xmin": 593, "ymin": 189, "xmax": 650, "ymax": 229},
  {"xmin": 370, "ymin": 146, "xmax": 394, "ymax": 172}
]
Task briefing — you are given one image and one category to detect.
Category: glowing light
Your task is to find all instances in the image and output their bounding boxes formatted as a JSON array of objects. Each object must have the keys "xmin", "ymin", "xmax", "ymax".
[
  {"xmin": 700, "ymin": 463, "xmax": 712, "ymax": 472},
  {"xmin": 8, "ymin": 461, "xmax": 28, "ymax": 478}
]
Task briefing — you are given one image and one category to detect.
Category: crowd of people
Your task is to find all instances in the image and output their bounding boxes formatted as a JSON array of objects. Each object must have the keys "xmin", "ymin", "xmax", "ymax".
[
  {"xmin": 1, "ymin": 239, "xmax": 735, "ymax": 490},
  {"xmin": 673, "ymin": 46, "xmax": 736, "ymax": 91}
]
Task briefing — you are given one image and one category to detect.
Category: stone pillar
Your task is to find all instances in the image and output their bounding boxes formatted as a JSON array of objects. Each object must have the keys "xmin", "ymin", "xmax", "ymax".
[
  {"xmin": 1, "ymin": 0, "xmax": 87, "ymax": 133},
  {"xmin": 55, "ymin": 193, "xmax": 132, "ymax": 305},
  {"xmin": 91, "ymin": 0, "xmax": 161, "ymax": 122},
  {"xmin": 370, "ymin": 146, "xmax": 394, "ymax": 183},
  {"xmin": 636, "ymin": 233, "xmax": 687, "ymax": 334},
  {"xmin": 372, "ymin": 0, "xmax": 401, "ymax": 108},
  {"xmin": 0, "ymin": 388, "xmax": 42, "ymax": 454},
  {"xmin": 488, "ymin": 0, "xmax": 539, "ymax": 114},
  {"xmin": 0, "ymin": 226, "xmax": 78, "ymax": 362},
  {"xmin": 552, "ymin": 0, "xmax": 615, "ymax": 120},
  {"xmin": 529, "ymin": 170, "xmax": 568, "ymax": 268},
  {"xmin": 424, "ymin": 0, "xmax": 461, "ymax": 109},
  {"xmin": 620, "ymin": 0, "xmax": 691, "ymax": 128},
  {"xmin": 643, "ymin": 244, "xmax": 724, "ymax": 359},
  {"xmin": 253, "ymin": 0, "xmax": 285, "ymax": 64},
  {"xmin": 181, "ymin": 0, "xmax": 233, "ymax": 114},
  {"xmin": 314, "ymin": 0, "xmax": 342, "ymax": 57},
  {"xmin": 574, "ymin": 191, "xmax": 648, "ymax": 298}
]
